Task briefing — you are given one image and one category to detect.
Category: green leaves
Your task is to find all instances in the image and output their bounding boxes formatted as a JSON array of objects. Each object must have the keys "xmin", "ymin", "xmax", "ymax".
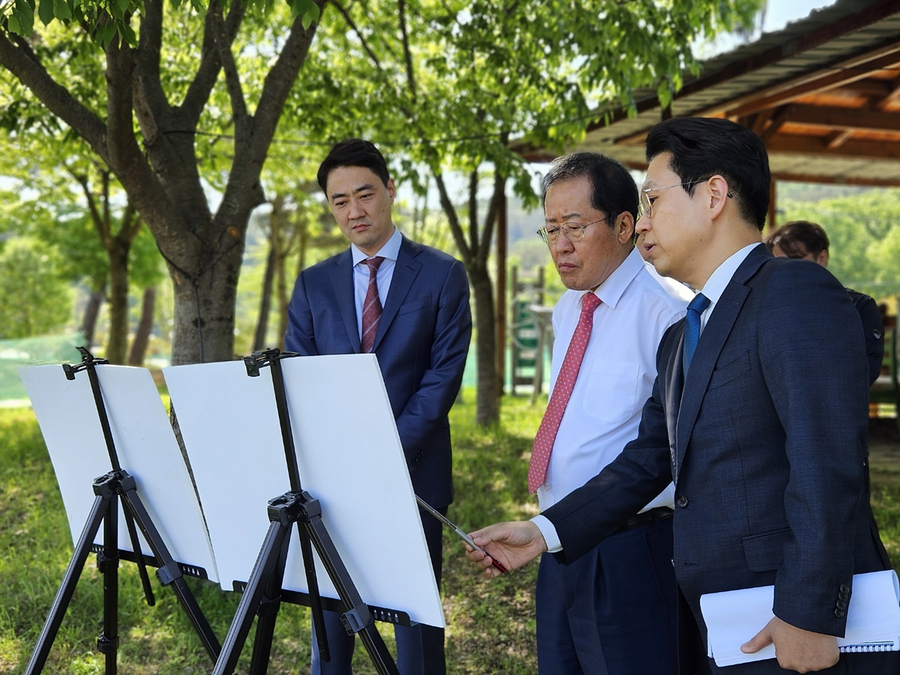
[{"xmin": 286, "ymin": 0, "xmax": 318, "ymax": 29}]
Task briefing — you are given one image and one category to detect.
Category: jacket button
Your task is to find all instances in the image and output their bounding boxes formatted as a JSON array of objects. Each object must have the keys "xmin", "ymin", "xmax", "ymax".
[
  {"xmin": 676, "ymin": 496, "xmax": 689, "ymax": 508},
  {"xmin": 836, "ymin": 600, "xmax": 847, "ymax": 610},
  {"xmin": 840, "ymin": 584, "xmax": 850, "ymax": 594},
  {"xmin": 835, "ymin": 609, "xmax": 846, "ymax": 618}
]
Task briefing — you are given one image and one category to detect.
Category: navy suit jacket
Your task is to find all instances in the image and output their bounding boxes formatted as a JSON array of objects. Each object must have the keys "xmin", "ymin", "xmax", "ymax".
[
  {"xmin": 284, "ymin": 235, "xmax": 471, "ymax": 508},
  {"xmin": 544, "ymin": 245, "xmax": 892, "ymax": 668}
]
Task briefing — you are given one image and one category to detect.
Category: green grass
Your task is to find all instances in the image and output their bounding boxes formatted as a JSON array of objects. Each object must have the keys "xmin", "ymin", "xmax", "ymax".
[
  {"xmin": 0, "ymin": 392, "xmax": 545, "ymax": 674},
  {"xmin": 3, "ymin": 396, "xmax": 900, "ymax": 674}
]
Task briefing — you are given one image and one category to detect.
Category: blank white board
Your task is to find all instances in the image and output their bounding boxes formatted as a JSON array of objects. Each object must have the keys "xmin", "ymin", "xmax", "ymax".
[
  {"xmin": 163, "ymin": 354, "xmax": 444, "ymax": 628},
  {"xmin": 19, "ymin": 364, "xmax": 219, "ymax": 581}
]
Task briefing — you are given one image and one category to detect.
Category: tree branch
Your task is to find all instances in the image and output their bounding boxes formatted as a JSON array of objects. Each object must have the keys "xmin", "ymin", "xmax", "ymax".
[
  {"xmin": 0, "ymin": 31, "xmax": 109, "ymax": 163},
  {"xmin": 434, "ymin": 171, "xmax": 471, "ymax": 265},
  {"xmin": 398, "ymin": 0, "xmax": 417, "ymax": 102}
]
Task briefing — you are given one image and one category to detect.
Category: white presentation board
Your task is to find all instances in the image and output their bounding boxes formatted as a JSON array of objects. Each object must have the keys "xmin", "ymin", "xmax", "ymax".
[
  {"xmin": 19, "ymin": 364, "xmax": 219, "ymax": 582},
  {"xmin": 163, "ymin": 354, "xmax": 445, "ymax": 628}
]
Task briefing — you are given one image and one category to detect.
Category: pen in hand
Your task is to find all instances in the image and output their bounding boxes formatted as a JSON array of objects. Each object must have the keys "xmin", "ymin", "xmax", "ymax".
[{"xmin": 415, "ymin": 496, "xmax": 507, "ymax": 574}]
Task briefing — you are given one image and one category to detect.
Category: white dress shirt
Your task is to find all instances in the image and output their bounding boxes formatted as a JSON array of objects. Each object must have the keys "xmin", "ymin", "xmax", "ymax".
[
  {"xmin": 351, "ymin": 227, "xmax": 402, "ymax": 339},
  {"xmin": 536, "ymin": 247, "xmax": 692, "ymax": 512}
]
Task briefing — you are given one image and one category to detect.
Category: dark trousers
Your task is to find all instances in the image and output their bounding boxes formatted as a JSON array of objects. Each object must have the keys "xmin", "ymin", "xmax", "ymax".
[
  {"xmin": 311, "ymin": 505, "xmax": 446, "ymax": 675},
  {"xmin": 536, "ymin": 515, "xmax": 678, "ymax": 675}
]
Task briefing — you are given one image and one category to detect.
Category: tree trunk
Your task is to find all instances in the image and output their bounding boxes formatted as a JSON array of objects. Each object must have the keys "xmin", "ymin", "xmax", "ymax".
[
  {"xmin": 168, "ymin": 239, "xmax": 243, "ymax": 364},
  {"xmin": 106, "ymin": 239, "xmax": 130, "ymax": 364},
  {"xmin": 128, "ymin": 286, "xmax": 156, "ymax": 366},
  {"xmin": 253, "ymin": 245, "xmax": 276, "ymax": 351},
  {"xmin": 81, "ymin": 283, "xmax": 106, "ymax": 349},
  {"xmin": 470, "ymin": 260, "xmax": 499, "ymax": 426}
]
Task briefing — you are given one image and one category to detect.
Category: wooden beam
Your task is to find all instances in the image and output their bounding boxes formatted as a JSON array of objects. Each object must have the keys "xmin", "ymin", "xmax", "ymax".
[
  {"xmin": 760, "ymin": 106, "xmax": 793, "ymax": 144},
  {"xmin": 772, "ymin": 171, "xmax": 900, "ymax": 187},
  {"xmin": 777, "ymin": 103, "xmax": 900, "ymax": 133},
  {"xmin": 877, "ymin": 77, "xmax": 900, "ymax": 109},
  {"xmin": 766, "ymin": 134, "xmax": 900, "ymax": 159},
  {"xmin": 826, "ymin": 129, "xmax": 855, "ymax": 149}
]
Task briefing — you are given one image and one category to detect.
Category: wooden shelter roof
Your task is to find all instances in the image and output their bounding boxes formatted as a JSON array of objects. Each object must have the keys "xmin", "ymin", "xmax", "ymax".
[{"xmin": 521, "ymin": 0, "xmax": 900, "ymax": 187}]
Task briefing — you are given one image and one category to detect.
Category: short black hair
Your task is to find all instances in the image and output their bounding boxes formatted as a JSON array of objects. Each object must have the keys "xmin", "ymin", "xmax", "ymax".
[
  {"xmin": 317, "ymin": 139, "xmax": 391, "ymax": 194},
  {"xmin": 540, "ymin": 152, "xmax": 638, "ymax": 227},
  {"xmin": 765, "ymin": 220, "xmax": 829, "ymax": 258},
  {"xmin": 645, "ymin": 117, "xmax": 770, "ymax": 230}
]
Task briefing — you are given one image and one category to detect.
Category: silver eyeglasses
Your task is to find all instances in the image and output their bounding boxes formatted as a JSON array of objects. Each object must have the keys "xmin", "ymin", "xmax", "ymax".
[
  {"xmin": 638, "ymin": 180, "xmax": 704, "ymax": 221},
  {"xmin": 537, "ymin": 215, "xmax": 611, "ymax": 245},
  {"xmin": 639, "ymin": 179, "xmax": 733, "ymax": 220}
]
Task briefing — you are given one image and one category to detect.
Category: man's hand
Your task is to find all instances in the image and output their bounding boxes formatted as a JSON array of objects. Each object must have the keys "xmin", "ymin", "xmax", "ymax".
[
  {"xmin": 741, "ymin": 616, "xmax": 839, "ymax": 673},
  {"xmin": 465, "ymin": 521, "xmax": 548, "ymax": 578}
]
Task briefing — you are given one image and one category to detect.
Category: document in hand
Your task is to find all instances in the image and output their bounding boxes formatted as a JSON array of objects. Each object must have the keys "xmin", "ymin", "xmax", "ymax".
[{"xmin": 700, "ymin": 570, "xmax": 900, "ymax": 667}]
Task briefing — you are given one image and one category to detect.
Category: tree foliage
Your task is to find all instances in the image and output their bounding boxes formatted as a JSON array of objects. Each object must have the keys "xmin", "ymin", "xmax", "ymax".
[{"xmin": 0, "ymin": 236, "xmax": 72, "ymax": 338}]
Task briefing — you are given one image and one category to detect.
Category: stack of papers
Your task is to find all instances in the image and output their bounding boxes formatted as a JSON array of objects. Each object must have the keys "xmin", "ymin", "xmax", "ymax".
[{"xmin": 701, "ymin": 570, "xmax": 900, "ymax": 667}]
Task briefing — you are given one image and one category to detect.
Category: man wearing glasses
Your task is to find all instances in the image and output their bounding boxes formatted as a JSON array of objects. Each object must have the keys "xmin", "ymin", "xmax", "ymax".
[
  {"xmin": 469, "ymin": 118, "xmax": 896, "ymax": 674},
  {"xmin": 529, "ymin": 152, "xmax": 691, "ymax": 675}
]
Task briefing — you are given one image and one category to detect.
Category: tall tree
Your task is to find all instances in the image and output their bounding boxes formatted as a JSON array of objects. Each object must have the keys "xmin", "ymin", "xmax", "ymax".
[{"xmin": 1, "ymin": 0, "xmax": 326, "ymax": 364}]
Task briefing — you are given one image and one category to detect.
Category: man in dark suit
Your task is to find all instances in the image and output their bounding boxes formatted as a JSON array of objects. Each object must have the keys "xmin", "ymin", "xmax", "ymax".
[
  {"xmin": 764, "ymin": 220, "xmax": 884, "ymax": 386},
  {"xmin": 286, "ymin": 139, "xmax": 471, "ymax": 675},
  {"xmin": 466, "ymin": 117, "xmax": 896, "ymax": 674}
]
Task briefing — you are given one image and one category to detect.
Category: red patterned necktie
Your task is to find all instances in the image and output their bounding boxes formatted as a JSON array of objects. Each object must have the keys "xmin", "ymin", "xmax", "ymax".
[
  {"xmin": 528, "ymin": 292, "xmax": 602, "ymax": 493},
  {"xmin": 361, "ymin": 257, "xmax": 385, "ymax": 353}
]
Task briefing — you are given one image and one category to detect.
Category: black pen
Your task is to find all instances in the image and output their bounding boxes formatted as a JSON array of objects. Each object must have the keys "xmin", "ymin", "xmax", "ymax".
[{"xmin": 415, "ymin": 496, "xmax": 507, "ymax": 574}]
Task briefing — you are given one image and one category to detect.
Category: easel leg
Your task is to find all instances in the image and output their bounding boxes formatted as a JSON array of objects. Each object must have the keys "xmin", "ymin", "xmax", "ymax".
[
  {"xmin": 98, "ymin": 491, "xmax": 119, "ymax": 675},
  {"xmin": 213, "ymin": 520, "xmax": 291, "ymax": 675},
  {"xmin": 119, "ymin": 477, "xmax": 221, "ymax": 661},
  {"xmin": 25, "ymin": 492, "xmax": 109, "ymax": 675}
]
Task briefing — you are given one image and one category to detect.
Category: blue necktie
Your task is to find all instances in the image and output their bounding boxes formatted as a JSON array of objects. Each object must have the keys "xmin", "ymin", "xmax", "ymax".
[{"xmin": 683, "ymin": 293, "xmax": 710, "ymax": 373}]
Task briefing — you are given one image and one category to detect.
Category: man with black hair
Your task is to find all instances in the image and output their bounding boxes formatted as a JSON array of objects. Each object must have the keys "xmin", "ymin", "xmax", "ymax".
[
  {"xmin": 529, "ymin": 152, "xmax": 690, "ymax": 675},
  {"xmin": 467, "ymin": 118, "xmax": 896, "ymax": 675},
  {"xmin": 286, "ymin": 138, "xmax": 471, "ymax": 675},
  {"xmin": 765, "ymin": 220, "xmax": 884, "ymax": 386}
]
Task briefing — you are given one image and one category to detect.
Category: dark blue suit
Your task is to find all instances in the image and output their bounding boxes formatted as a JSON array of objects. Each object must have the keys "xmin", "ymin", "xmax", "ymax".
[
  {"xmin": 544, "ymin": 245, "xmax": 896, "ymax": 674},
  {"xmin": 285, "ymin": 234, "xmax": 471, "ymax": 674}
]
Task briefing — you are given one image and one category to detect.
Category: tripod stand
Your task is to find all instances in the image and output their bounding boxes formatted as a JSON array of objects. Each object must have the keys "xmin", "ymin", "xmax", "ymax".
[
  {"xmin": 25, "ymin": 348, "xmax": 220, "ymax": 675},
  {"xmin": 211, "ymin": 349, "xmax": 402, "ymax": 675}
]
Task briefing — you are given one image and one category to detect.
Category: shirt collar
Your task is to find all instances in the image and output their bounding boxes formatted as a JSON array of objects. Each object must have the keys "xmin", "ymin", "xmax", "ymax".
[
  {"xmin": 351, "ymin": 227, "xmax": 401, "ymax": 265},
  {"xmin": 588, "ymin": 247, "xmax": 644, "ymax": 310},
  {"xmin": 699, "ymin": 243, "xmax": 759, "ymax": 304}
]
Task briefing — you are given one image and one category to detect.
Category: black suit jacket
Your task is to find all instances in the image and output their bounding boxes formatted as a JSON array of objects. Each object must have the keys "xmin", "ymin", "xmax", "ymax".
[{"xmin": 284, "ymin": 235, "xmax": 471, "ymax": 507}]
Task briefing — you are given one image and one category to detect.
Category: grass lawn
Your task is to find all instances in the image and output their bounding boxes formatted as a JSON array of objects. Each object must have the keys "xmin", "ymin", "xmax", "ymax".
[{"xmin": 1, "ymin": 394, "xmax": 899, "ymax": 673}]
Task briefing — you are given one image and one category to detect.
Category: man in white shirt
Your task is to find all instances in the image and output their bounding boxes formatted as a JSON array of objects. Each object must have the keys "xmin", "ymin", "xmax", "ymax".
[
  {"xmin": 529, "ymin": 152, "xmax": 691, "ymax": 675},
  {"xmin": 467, "ymin": 118, "xmax": 896, "ymax": 675}
]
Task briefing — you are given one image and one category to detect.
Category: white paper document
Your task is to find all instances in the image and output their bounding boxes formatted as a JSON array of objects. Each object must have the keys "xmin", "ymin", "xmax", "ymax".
[{"xmin": 701, "ymin": 570, "xmax": 900, "ymax": 667}]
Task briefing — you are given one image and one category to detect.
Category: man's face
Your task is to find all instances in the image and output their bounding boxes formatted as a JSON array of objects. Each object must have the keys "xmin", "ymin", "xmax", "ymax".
[
  {"xmin": 326, "ymin": 165, "xmax": 396, "ymax": 256},
  {"xmin": 544, "ymin": 175, "xmax": 631, "ymax": 292},
  {"xmin": 636, "ymin": 152, "xmax": 708, "ymax": 288}
]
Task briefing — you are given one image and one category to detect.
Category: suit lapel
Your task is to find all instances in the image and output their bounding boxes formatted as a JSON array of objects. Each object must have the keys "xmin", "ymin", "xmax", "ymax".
[
  {"xmin": 673, "ymin": 245, "xmax": 770, "ymax": 484},
  {"xmin": 329, "ymin": 249, "xmax": 360, "ymax": 351},
  {"xmin": 373, "ymin": 236, "xmax": 423, "ymax": 352}
]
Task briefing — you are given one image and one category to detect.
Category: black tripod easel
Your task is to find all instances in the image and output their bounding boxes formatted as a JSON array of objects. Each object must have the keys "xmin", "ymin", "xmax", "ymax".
[
  {"xmin": 212, "ymin": 348, "xmax": 405, "ymax": 675},
  {"xmin": 25, "ymin": 348, "xmax": 221, "ymax": 675}
]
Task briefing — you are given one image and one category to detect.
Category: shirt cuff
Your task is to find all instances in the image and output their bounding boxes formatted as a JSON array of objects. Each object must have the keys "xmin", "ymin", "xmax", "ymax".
[{"xmin": 531, "ymin": 515, "xmax": 562, "ymax": 553}]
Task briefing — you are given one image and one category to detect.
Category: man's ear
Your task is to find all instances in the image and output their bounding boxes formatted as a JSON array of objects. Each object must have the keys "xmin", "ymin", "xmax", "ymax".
[
  {"xmin": 616, "ymin": 212, "xmax": 635, "ymax": 244},
  {"xmin": 707, "ymin": 175, "xmax": 730, "ymax": 219},
  {"xmin": 387, "ymin": 178, "xmax": 396, "ymax": 203}
]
